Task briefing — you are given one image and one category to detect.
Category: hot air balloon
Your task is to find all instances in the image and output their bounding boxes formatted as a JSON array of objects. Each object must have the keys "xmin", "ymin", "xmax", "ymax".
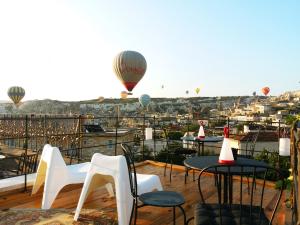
[
  {"xmin": 8, "ymin": 86, "xmax": 25, "ymax": 105},
  {"xmin": 139, "ymin": 94, "xmax": 151, "ymax": 108},
  {"xmin": 186, "ymin": 90, "xmax": 189, "ymax": 95},
  {"xmin": 98, "ymin": 96, "xmax": 104, "ymax": 102},
  {"xmin": 252, "ymin": 91, "xmax": 256, "ymax": 96},
  {"xmin": 113, "ymin": 50, "xmax": 147, "ymax": 94},
  {"xmin": 261, "ymin": 87, "xmax": 270, "ymax": 96},
  {"xmin": 195, "ymin": 87, "xmax": 200, "ymax": 95},
  {"xmin": 120, "ymin": 91, "xmax": 128, "ymax": 99},
  {"xmin": 161, "ymin": 85, "xmax": 164, "ymax": 89}
]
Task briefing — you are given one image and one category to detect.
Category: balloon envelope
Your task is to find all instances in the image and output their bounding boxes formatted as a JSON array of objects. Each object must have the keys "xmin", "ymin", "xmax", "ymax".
[
  {"xmin": 113, "ymin": 50, "xmax": 147, "ymax": 92},
  {"xmin": 139, "ymin": 94, "xmax": 151, "ymax": 108},
  {"xmin": 98, "ymin": 96, "xmax": 104, "ymax": 102},
  {"xmin": 195, "ymin": 87, "xmax": 200, "ymax": 94},
  {"xmin": 261, "ymin": 87, "xmax": 270, "ymax": 96},
  {"xmin": 120, "ymin": 91, "xmax": 128, "ymax": 99},
  {"xmin": 186, "ymin": 90, "xmax": 189, "ymax": 95},
  {"xmin": 8, "ymin": 86, "xmax": 25, "ymax": 105}
]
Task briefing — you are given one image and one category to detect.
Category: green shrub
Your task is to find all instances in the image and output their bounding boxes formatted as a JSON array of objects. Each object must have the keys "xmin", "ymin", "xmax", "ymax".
[{"xmin": 254, "ymin": 148, "xmax": 290, "ymax": 184}]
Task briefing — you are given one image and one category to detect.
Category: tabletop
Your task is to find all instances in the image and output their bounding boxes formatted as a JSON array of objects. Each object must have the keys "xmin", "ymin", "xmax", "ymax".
[
  {"xmin": 181, "ymin": 136, "xmax": 223, "ymax": 142},
  {"xmin": 184, "ymin": 155, "xmax": 269, "ymax": 175}
]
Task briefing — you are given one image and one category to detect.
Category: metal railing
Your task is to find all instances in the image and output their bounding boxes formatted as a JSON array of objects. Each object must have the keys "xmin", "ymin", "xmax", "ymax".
[{"xmin": 0, "ymin": 114, "xmax": 287, "ymax": 191}]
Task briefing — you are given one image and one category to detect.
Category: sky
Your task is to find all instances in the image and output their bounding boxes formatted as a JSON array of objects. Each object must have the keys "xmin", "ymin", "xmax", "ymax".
[{"xmin": 0, "ymin": 0, "xmax": 299, "ymax": 101}]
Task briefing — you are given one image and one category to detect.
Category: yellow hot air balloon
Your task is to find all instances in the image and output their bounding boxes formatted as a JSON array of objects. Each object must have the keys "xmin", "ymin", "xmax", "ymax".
[
  {"xmin": 195, "ymin": 87, "xmax": 200, "ymax": 95},
  {"xmin": 8, "ymin": 86, "xmax": 25, "ymax": 105},
  {"xmin": 120, "ymin": 91, "xmax": 128, "ymax": 99},
  {"xmin": 113, "ymin": 50, "xmax": 147, "ymax": 94}
]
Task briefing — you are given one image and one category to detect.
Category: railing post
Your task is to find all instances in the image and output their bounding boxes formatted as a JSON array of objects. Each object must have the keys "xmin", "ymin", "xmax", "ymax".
[
  {"xmin": 277, "ymin": 120, "xmax": 281, "ymax": 165},
  {"xmin": 142, "ymin": 114, "xmax": 145, "ymax": 160},
  {"xmin": 114, "ymin": 116, "xmax": 118, "ymax": 156},
  {"xmin": 24, "ymin": 115, "xmax": 28, "ymax": 191},
  {"xmin": 278, "ymin": 120, "xmax": 281, "ymax": 140},
  {"xmin": 227, "ymin": 117, "xmax": 230, "ymax": 137},
  {"xmin": 153, "ymin": 116, "xmax": 156, "ymax": 160},
  {"xmin": 78, "ymin": 115, "xmax": 82, "ymax": 163},
  {"xmin": 43, "ymin": 115, "xmax": 47, "ymax": 144}
]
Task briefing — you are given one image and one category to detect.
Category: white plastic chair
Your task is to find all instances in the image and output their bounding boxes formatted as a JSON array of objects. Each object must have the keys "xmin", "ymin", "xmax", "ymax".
[
  {"xmin": 31, "ymin": 144, "xmax": 113, "ymax": 209},
  {"xmin": 74, "ymin": 153, "xmax": 163, "ymax": 225}
]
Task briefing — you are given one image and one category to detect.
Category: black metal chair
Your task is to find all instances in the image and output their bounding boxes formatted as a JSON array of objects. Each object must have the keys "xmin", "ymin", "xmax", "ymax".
[
  {"xmin": 121, "ymin": 143, "xmax": 187, "ymax": 225},
  {"xmin": 188, "ymin": 163, "xmax": 284, "ymax": 225},
  {"xmin": 238, "ymin": 130, "xmax": 260, "ymax": 193},
  {"xmin": 242, "ymin": 130, "xmax": 260, "ymax": 158},
  {"xmin": 15, "ymin": 151, "xmax": 40, "ymax": 175},
  {"xmin": 162, "ymin": 128, "xmax": 197, "ymax": 182}
]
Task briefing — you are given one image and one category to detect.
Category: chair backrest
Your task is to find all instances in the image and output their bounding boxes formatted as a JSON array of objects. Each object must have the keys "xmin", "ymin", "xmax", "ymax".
[
  {"xmin": 121, "ymin": 143, "xmax": 138, "ymax": 198},
  {"xmin": 197, "ymin": 163, "xmax": 284, "ymax": 225},
  {"xmin": 17, "ymin": 150, "xmax": 40, "ymax": 175},
  {"xmin": 245, "ymin": 130, "xmax": 260, "ymax": 157}
]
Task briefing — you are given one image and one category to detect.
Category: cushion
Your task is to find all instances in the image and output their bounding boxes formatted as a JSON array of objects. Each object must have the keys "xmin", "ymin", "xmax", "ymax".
[{"xmin": 194, "ymin": 203, "xmax": 269, "ymax": 225}]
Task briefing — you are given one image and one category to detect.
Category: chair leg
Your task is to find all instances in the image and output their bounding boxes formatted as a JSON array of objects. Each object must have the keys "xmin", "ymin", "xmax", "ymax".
[
  {"xmin": 164, "ymin": 160, "xmax": 167, "ymax": 176},
  {"xmin": 177, "ymin": 205, "xmax": 187, "ymax": 225},
  {"xmin": 74, "ymin": 175, "xmax": 93, "ymax": 220},
  {"xmin": 173, "ymin": 206, "xmax": 176, "ymax": 225},
  {"xmin": 184, "ymin": 167, "xmax": 188, "ymax": 184},
  {"xmin": 247, "ymin": 176, "xmax": 250, "ymax": 195},
  {"xmin": 192, "ymin": 169, "xmax": 195, "ymax": 181},
  {"xmin": 170, "ymin": 163, "xmax": 173, "ymax": 182},
  {"xmin": 129, "ymin": 200, "xmax": 135, "ymax": 225},
  {"xmin": 134, "ymin": 199, "xmax": 138, "ymax": 225}
]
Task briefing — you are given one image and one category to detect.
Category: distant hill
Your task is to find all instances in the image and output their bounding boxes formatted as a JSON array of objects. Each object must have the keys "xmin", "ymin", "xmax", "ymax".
[{"xmin": 0, "ymin": 90, "xmax": 298, "ymax": 115}]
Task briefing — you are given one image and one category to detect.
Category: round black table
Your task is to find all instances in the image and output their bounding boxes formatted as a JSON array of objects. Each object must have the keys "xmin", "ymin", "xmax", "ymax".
[
  {"xmin": 184, "ymin": 155, "xmax": 269, "ymax": 174},
  {"xmin": 181, "ymin": 136, "xmax": 223, "ymax": 155},
  {"xmin": 184, "ymin": 156, "xmax": 269, "ymax": 203}
]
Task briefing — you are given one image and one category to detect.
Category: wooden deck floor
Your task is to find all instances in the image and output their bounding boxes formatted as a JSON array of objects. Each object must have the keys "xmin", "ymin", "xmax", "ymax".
[{"xmin": 0, "ymin": 161, "xmax": 292, "ymax": 225}]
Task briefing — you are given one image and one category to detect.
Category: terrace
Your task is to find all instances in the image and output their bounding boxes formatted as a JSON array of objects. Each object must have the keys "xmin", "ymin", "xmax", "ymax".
[
  {"xmin": 0, "ymin": 161, "xmax": 292, "ymax": 224},
  {"xmin": 0, "ymin": 115, "xmax": 297, "ymax": 224}
]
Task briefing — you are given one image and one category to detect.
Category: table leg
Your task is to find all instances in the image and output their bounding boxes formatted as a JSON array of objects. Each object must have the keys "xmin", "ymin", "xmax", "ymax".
[
  {"xmin": 223, "ymin": 174, "xmax": 233, "ymax": 204},
  {"xmin": 223, "ymin": 174, "xmax": 228, "ymax": 203}
]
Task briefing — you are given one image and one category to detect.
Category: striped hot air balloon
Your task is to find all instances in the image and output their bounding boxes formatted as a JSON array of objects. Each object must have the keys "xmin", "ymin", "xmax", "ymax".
[
  {"xmin": 8, "ymin": 86, "xmax": 25, "ymax": 105},
  {"xmin": 139, "ymin": 94, "xmax": 151, "ymax": 108},
  {"xmin": 113, "ymin": 51, "xmax": 147, "ymax": 93}
]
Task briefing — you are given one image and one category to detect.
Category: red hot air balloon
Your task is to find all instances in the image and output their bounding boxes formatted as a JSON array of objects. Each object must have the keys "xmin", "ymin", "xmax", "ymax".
[
  {"xmin": 113, "ymin": 51, "xmax": 147, "ymax": 93},
  {"xmin": 261, "ymin": 87, "xmax": 270, "ymax": 96}
]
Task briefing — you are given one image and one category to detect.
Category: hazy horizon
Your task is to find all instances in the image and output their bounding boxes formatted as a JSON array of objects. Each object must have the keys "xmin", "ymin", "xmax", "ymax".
[{"xmin": 0, "ymin": 88, "xmax": 299, "ymax": 103}]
